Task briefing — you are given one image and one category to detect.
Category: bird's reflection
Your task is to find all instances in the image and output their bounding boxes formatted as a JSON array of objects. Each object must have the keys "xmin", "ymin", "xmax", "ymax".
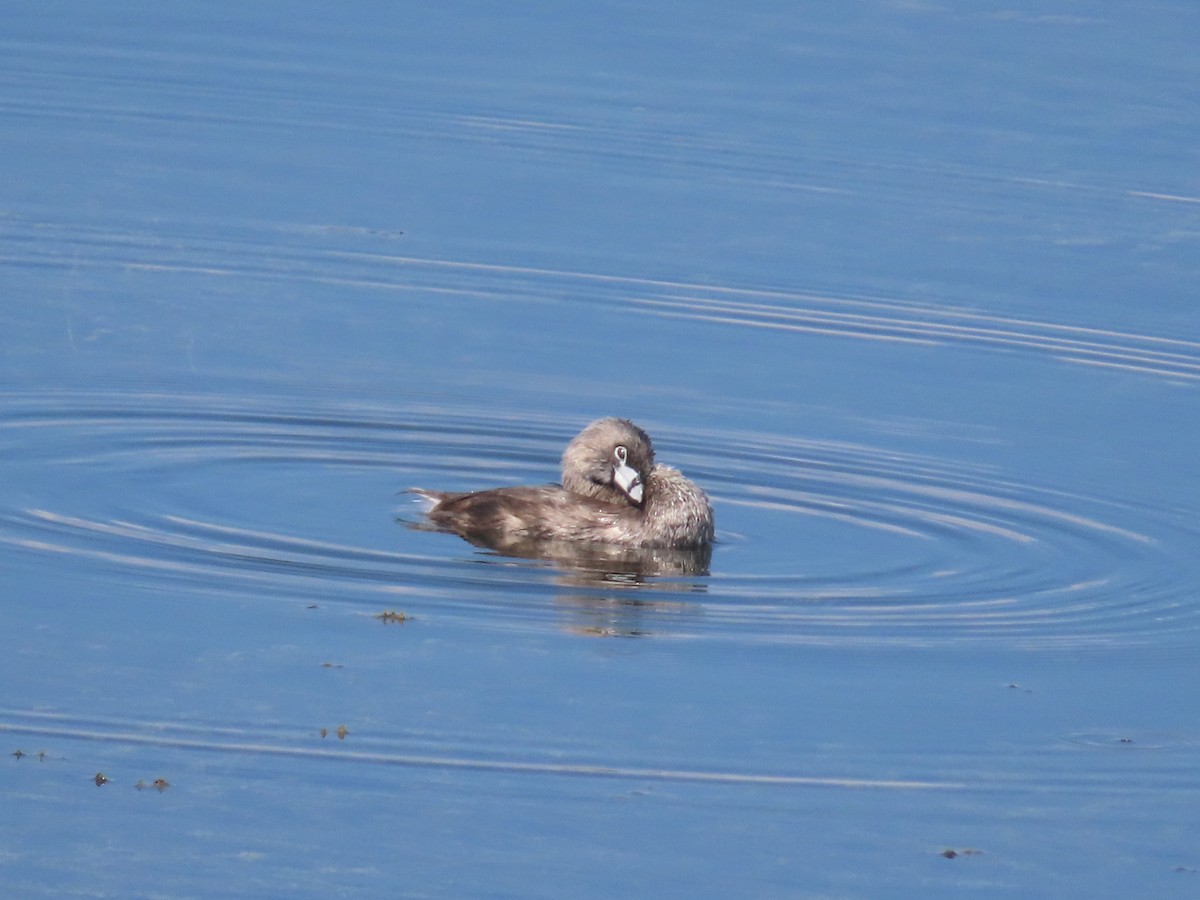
[
  {"xmin": 403, "ymin": 517, "xmax": 710, "ymax": 637},
  {"xmin": 480, "ymin": 539, "xmax": 711, "ymax": 638},
  {"xmin": 480, "ymin": 537, "xmax": 712, "ymax": 580}
]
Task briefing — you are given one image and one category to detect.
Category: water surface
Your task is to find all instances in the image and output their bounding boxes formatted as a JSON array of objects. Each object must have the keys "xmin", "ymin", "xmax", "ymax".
[{"xmin": 3, "ymin": 2, "xmax": 1199, "ymax": 897}]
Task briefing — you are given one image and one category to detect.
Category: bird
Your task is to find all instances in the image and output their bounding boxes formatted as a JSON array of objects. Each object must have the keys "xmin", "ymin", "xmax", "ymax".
[{"xmin": 412, "ymin": 417, "xmax": 714, "ymax": 552}]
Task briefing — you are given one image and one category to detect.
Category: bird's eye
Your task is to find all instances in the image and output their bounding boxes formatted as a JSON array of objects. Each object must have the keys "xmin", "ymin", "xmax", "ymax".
[{"xmin": 614, "ymin": 445, "xmax": 628, "ymax": 464}]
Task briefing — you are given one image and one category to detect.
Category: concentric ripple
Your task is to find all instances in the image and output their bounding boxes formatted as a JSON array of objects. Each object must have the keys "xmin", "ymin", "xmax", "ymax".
[
  {"xmin": 0, "ymin": 388, "xmax": 1194, "ymax": 651},
  {"xmin": 4, "ymin": 213, "xmax": 1199, "ymax": 384}
]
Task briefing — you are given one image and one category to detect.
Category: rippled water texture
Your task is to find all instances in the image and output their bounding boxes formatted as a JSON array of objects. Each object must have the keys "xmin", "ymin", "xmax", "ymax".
[
  {"xmin": 1, "ymin": 389, "xmax": 1195, "ymax": 651},
  {"xmin": 4, "ymin": 3, "xmax": 1200, "ymax": 898}
]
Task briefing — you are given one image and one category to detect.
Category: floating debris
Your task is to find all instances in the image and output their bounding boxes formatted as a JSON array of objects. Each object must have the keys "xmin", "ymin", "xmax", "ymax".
[
  {"xmin": 321, "ymin": 662, "xmax": 344, "ymax": 669},
  {"xmin": 941, "ymin": 848, "xmax": 983, "ymax": 859}
]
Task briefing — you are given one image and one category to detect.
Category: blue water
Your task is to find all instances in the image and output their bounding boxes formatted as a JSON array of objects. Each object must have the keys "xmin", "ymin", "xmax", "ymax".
[{"xmin": 3, "ymin": 2, "xmax": 1199, "ymax": 897}]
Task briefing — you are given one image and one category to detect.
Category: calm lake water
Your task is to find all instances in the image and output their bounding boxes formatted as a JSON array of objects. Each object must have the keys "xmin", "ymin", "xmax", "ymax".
[{"xmin": 3, "ymin": 2, "xmax": 1199, "ymax": 897}]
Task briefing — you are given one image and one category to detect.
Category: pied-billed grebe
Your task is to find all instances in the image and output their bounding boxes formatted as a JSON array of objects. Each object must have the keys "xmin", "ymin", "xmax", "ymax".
[{"xmin": 413, "ymin": 418, "xmax": 714, "ymax": 550}]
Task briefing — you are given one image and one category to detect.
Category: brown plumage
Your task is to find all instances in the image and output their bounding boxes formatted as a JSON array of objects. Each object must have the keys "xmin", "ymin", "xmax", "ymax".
[{"xmin": 413, "ymin": 418, "xmax": 714, "ymax": 551}]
